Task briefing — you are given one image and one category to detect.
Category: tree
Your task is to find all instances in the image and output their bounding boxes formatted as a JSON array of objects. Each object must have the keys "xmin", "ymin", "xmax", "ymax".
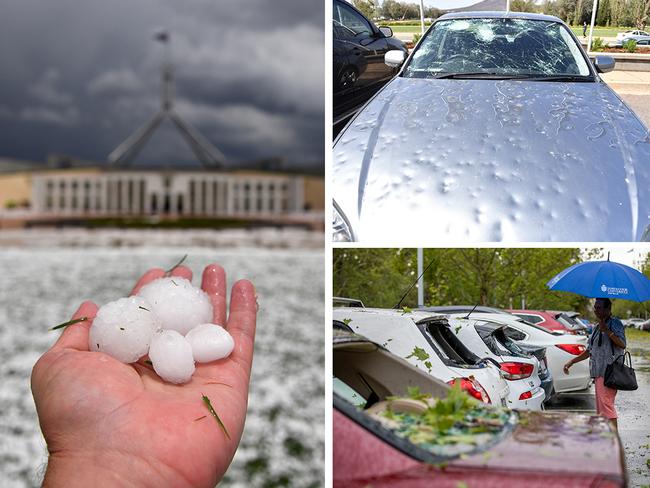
[
  {"xmin": 381, "ymin": 0, "xmax": 405, "ymax": 20},
  {"xmin": 333, "ymin": 248, "xmax": 592, "ymax": 313},
  {"xmin": 353, "ymin": 0, "xmax": 376, "ymax": 20},
  {"xmin": 631, "ymin": 0, "xmax": 650, "ymax": 29},
  {"xmin": 510, "ymin": 0, "xmax": 540, "ymax": 13}
]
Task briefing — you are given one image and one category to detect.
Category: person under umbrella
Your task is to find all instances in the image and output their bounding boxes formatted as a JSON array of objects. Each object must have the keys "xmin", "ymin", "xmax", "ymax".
[{"xmin": 563, "ymin": 298, "xmax": 626, "ymax": 430}]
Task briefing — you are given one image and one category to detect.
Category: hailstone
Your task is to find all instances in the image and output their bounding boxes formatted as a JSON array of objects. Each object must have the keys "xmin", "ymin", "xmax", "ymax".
[
  {"xmin": 185, "ymin": 323, "xmax": 234, "ymax": 363},
  {"xmin": 149, "ymin": 330, "xmax": 195, "ymax": 384},
  {"xmin": 89, "ymin": 296, "xmax": 160, "ymax": 363},
  {"xmin": 137, "ymin": 277, "xmax": 213, "ymax": 335}
]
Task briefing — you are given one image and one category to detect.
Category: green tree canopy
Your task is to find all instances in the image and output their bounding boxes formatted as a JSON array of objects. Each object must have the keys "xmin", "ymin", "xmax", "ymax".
[{"xmin": 333, "ymin": 248, "xmax": 649, "ymax": 319}]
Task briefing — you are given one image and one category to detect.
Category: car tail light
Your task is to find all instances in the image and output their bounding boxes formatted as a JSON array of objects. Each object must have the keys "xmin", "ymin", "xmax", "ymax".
[
  {"xmin": 447, "ymin": 378, "xmax": 491, "ymax": 404},
  {"xmin": 519, "ymin": 391, "xmax": 532, "ymax": 400},
  {"xmin": 499, "ymin": 362, "xmax": 534, "ymax": 380},
  {"xmin": 555, "ymin": 344, "xmax": 586, "ymax": 355}
]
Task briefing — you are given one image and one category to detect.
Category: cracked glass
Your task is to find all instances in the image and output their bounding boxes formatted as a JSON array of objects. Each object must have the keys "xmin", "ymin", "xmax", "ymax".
[{"xmin": 405, "ymin": 18, "xmax": 592, "ymax": 79}]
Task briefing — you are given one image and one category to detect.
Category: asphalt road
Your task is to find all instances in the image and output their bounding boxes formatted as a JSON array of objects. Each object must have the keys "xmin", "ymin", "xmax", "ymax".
[{"xmin": 545, "ymin": 331, "xmax": 650, "ymax": 487}]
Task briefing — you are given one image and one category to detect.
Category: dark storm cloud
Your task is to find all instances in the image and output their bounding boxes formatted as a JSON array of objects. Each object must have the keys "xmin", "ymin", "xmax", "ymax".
[{"xmin": 0, "ymin": 0, "xmax": 324, "ymax": 169}]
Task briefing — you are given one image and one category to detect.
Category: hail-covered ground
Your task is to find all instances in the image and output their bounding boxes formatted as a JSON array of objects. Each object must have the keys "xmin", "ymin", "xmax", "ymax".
[{"xmin": 0, "ymin": 241, "xmax": 324, "ymax": 487}]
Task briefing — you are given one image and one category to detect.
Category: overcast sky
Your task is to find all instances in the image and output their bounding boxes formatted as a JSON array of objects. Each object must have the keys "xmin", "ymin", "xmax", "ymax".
[{"xmin": 0, "ymin": 0, "xmax": 323, "ymax": 170}]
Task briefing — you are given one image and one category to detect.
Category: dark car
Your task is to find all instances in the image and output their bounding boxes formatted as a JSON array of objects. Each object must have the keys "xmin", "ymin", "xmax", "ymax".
[
  {"xmin": 333, "ymin": 0, "xmax": 406, "ymax": 131},
  {"xmin": 334, "ymin": 329, "xmax": 626, "ymax": 487}
]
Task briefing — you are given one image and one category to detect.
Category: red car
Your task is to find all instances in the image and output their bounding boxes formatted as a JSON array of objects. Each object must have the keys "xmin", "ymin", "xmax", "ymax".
[
  {"xmin": 334, "ymin": 330, "xmax": 626, "ymax": 487},
  {"xmin": 507, "ymin": 309, "xmax": 577, "ymax": 334}
]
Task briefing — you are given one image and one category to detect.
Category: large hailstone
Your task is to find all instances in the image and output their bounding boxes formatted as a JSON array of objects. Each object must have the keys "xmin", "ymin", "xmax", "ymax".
[
  {"xmin": 138, "ymin": 277, "xmax": 213, "ymax": 335},
  {"xmin": 185, "ymin": 323, "xmax": 234, "ymax": 363},
  {"xmin": 89, "ymin": 296, "xmax": 160, "ymax": 363},
  {"xmin": 149, "ymin": 330, "xmax": 196, "ymax": 384}
]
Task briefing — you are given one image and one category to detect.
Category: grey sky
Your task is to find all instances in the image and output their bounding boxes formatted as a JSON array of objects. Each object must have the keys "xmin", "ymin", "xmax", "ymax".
[{"xmin": 0, "ymin": 0, "xmax": 324, "ymax": 170}]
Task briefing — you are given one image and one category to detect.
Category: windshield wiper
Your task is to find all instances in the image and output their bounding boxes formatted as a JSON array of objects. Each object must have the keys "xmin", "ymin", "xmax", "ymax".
[
  {"xmin": 433, "ymin": 72, "xmax": 538, "ymax": 80},
  {"xmin": 522, "ymin": 75, "xmax": 594, "ymax": 82}
]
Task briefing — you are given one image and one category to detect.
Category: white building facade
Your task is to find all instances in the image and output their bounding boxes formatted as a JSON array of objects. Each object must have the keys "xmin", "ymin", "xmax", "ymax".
[{"xmin": 31, "ymin": 171, "xmax": 305, "ymax": 218}]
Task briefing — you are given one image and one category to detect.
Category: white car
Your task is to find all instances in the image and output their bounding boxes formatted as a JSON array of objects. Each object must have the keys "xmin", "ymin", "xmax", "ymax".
[
  {"xmin": 332, "ymin": 308, "xmax": 510, "ymax": 407},
  {"xmin": 448, "ymin": 316, "xmax": 545, "ymax": 411},
  {"xmin": 450, "ymin": 312, "xmax": 591, "ymax": 394},
  {"xmin": 617, "ymin": 29, "xmax": 650, "ymax": 41}
]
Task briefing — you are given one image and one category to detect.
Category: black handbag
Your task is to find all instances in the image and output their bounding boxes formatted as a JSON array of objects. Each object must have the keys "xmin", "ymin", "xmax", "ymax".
[{"xmin": 604, "ymin": 351, "xmax": 638, "ymax": 391}]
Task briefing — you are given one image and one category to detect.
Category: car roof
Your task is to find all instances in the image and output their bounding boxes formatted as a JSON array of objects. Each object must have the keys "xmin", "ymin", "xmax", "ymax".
[
  {"xmin": 420, "ymin": 305, "xmax": 509, "ymax": 315},
  {"xmin": 437, "ymin": 10, "xmax": 563, "ymax": 23},
  {"xmin": 334, "ymin": 307, "xmax": 448, "ymax": 322}
]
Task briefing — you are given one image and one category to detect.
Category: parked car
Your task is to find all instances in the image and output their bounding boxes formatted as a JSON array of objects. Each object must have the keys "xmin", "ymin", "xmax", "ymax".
[
  {"xmin": 332, "ymin": 308, "xmax": 511, "ymax": 407},
  {"xmin": 453, "ymin": 312, "xmax": 591, "ymax": 394},
  {"xmin": 552, "ymin": 311, "xmax": 590, "ymax": 335},
  {"xmin": 334, "ymin": 329, "xmax": 626, "ymax": 487},
  {"xmin": 616, "ymin": 29, "xmax": 650, "ymax": 43},
  {"xmin": 508, "ymin": 309, "xmax": 576, "ymax": 334},
  {"xmin": 448, "ymin": 316, "xmax": 546, "ymax": 410},
  {"xmin": 639, "ymin": 318, "xmax": 650, "ymax": 331},
  {"xmin": 332, "ymin": 11, "xmax": 650, "ymax": 243},
  {"xmin": 333, "ymin": 0, "xmax": 407, "ymax": 130}
]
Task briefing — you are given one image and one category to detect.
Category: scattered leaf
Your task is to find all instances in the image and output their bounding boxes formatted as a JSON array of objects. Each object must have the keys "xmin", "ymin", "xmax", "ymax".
[
  {"xmin": 401, "ymin": 306, "xmax": 413, "ymax": 314},
  {"xmin": 342, "ymin": 318, "xmax": 352, "ymax": 325},
  {"xmin": 50, "ymin": 317, "xmax": 88, "ymax": 331},
  {"xmin": 204, "ymin": 381, "xmax": 233, "ymax": 388},
  {"xmin": 165, "ymin": 254, "xmax": 188, "ymax": 275},
  {"xmin": 201, "ymin": 394, "xmax": 230, "ymax": 439},
  {"xmin": 406, "ymin": 346, "xmax": 430, "ymax": 362}
]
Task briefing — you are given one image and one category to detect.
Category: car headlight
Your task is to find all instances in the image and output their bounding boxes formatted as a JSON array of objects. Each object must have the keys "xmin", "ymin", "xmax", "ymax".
[{"xmin": 332, "ymin": 200, "xmax": 355, "ymax": 242}]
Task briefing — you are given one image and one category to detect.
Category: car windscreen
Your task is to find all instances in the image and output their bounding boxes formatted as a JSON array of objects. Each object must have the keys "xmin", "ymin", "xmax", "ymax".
[{"xmin": 404, "ymin": 18, "xmax": 592, "ymax": 79}]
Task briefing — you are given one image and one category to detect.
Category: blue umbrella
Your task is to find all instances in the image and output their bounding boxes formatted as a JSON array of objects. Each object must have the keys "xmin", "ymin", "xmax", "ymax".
[{"xmin": 547, "ymin": 259, "xmax": 650, "ymax": 302}]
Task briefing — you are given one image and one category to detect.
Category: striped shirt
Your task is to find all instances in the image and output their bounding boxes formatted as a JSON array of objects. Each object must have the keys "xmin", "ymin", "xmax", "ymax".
[{"xmin": 587, "ymin": 316, "xmax": 626, "ymax": 378}]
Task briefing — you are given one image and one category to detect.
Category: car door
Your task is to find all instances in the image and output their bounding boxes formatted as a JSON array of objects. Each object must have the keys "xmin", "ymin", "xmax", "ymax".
[{"xmin": 333, "ymin": 0, "xmax": 391, "ymax": 108}]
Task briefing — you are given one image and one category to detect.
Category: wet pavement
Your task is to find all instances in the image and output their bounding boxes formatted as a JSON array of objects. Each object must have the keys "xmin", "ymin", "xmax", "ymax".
[{"xmin": 545, "ymin": 331, "xmax": 650, "ymax": 487}]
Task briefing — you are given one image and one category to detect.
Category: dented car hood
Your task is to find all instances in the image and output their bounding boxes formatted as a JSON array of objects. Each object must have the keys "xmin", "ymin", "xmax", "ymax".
[{"xmin": 333, "ymin": 76, "xmax": 650, "ymax": 242}]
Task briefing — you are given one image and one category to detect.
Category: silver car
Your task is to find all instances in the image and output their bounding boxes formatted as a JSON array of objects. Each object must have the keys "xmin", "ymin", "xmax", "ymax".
[{"xmin": 333, "ymin": 12, "xmax": 650, "ymax": 243}]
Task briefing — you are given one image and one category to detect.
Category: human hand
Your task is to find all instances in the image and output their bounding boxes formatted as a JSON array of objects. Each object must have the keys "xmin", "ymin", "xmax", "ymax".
[{"xmin": 31, "ymin": 264, "xmax": 257, "ymax": 488}]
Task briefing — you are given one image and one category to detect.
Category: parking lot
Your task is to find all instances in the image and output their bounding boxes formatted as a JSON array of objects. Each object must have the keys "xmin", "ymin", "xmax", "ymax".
[{"xmin": 545, "ymin": 330, "xmax": 650, "ymax": 487}]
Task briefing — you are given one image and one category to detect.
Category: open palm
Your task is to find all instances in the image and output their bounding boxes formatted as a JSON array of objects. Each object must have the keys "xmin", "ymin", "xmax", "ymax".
[{"xmin": 31, "ymin": 264, "xmax": 257, "ymax": 488}]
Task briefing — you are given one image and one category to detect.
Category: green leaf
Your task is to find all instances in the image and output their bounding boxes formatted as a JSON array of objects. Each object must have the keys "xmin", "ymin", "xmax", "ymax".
[
  {"xmin": 406, "ymin": 346, "xmax": 430, "ymax": 362},
  {"xmin": 165, "ymin": 254, "xmax": 188, "ymax": 275},
  {"xmin": 342, "ymin": 318, "xmax": 352, "ymax": 325},
  {"xmin": 50, "ymin": 317, "xmax": 89, "ymax": 331},
  {"xmin": 424, "ymin": 361, "xmax": 432, "ymax": 372},
  {"xmin": 401, "ymin": 306, "xmax": 413, "ymax": 314},
  {"xmin": 201, "ymin": 394, "xmax": 231, "ymax": 440},
  {"xmin": 406, "ymin": 386, "xmax": 431, "ymax": 401}
]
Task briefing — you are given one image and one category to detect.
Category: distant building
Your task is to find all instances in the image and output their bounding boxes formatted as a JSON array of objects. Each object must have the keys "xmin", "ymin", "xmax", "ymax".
[{"xmin": 0, "ymin": 157, "xmax": 324, "ymax": 228}]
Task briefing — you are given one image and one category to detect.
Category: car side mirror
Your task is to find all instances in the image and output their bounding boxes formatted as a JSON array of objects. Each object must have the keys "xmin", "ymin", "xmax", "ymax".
[
  {"xmin": 378, "ymin": 26, "xmax": 393, "ymax": 38},
  {"xmin": 594, "ymin": 55, "xmax": 615, "ymax": 73},
  {"xmin": 385, "ymin": 50, "xmax": 406, "ymax": 68}
]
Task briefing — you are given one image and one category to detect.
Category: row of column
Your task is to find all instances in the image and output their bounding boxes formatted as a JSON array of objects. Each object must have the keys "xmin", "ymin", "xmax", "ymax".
[{"xmin": 32, "ymin": 174, "xmax": 304, "ymax": 216}]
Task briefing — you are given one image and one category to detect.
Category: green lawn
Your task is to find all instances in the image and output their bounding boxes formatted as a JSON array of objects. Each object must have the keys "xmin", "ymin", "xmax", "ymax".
[
  {"xmin": 626, "ymin": 327, "xmax": 650, "ymax": 346},
  {"xmin": 386, "ymin": 24, "xmax": 431, "ymax": 32},
  {"xmin": 569, "ymin": 26, "xmax": 634, "ymax": 38}
]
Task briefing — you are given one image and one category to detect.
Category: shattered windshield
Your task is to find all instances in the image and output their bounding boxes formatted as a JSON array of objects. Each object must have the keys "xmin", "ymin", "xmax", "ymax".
[{"xmin": 404, "ymin": 18, "xmax": 592, "ymax": 79}]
